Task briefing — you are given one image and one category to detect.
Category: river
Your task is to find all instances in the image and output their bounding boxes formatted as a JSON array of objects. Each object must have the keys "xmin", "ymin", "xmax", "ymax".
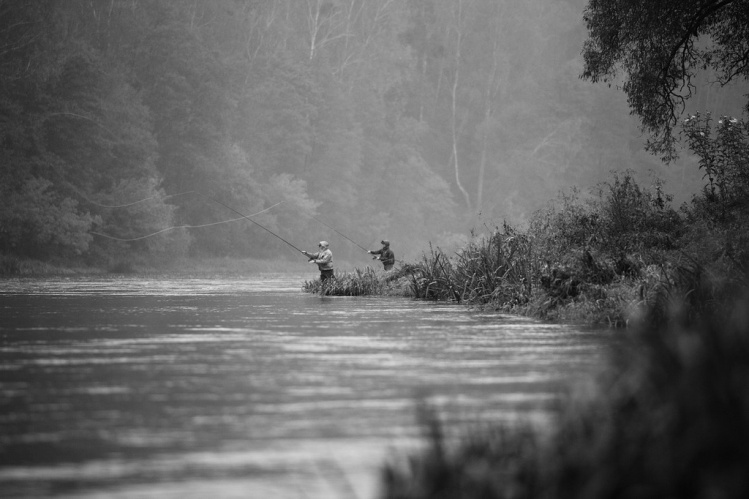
[{"xmin": 0, "ymin": 274, "xmax": 613, "ymax": 499}]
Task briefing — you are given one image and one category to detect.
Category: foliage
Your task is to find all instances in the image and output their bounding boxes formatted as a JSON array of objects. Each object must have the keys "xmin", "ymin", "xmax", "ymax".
[
  {"xmin": 516, "ymin": 172, "xmax": 679, "ymax": 323},
  {"xmin": 406, "ymin": 226, "xmax": 532, "ymax": 309},
  {"xmin": 409, "ymin": 167, "xmax": 742, "ymax": 327},
  {"xmin": 302, "ymin": 266, "xmax": 409, "ymax": 296},
  {"xmin": 680, "ymin": 114, "xmax": 749, "ymax": 278},
  {"xmin": 381, "ymin": 280, "xmax": 749, "ymax": 499},
  {"xmin": 87, "ymin": 177, "xmax": 188, "ymax": 265},
  {"xmin": 2, "ymin": 0, "xmax": 470, "ymax": 263},
  {"xmin": 682, "ymin": 114, "xmax": 749, "ymax": 219},
  {"xmin": 592, "ymin": 172, "xmax": 681, "ymax": 256},
  {"xmin": 531, "ymin": 171, "xmax": 681, "ymax": 263},
  {"xmin": 0, "ymin": 0, "xmax": 737, "ymax": 266},
  {"xmin": 581, "ymin": 0, "xmax": 749, "ymax": 160},
  {"xmin": 0, "ymin": 177, "xmax": 97, "ymax": 258}
]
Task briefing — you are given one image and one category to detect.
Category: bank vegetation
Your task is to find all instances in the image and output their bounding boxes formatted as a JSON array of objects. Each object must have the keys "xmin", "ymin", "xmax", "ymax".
[{"xmin": 306, "ymin": 114, "xmax": 749, "ymax": 499}]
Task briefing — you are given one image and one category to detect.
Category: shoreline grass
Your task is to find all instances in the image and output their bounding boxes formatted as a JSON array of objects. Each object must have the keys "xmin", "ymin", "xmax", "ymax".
[{"xmin": 302, "ymin": 266, "xmax": 413, "ymax": 296}]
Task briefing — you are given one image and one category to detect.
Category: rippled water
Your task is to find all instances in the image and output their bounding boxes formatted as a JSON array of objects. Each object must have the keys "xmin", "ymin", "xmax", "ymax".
[{"xmin": 0, "ymin": 274, "xmax": 613, "ymax": 498}]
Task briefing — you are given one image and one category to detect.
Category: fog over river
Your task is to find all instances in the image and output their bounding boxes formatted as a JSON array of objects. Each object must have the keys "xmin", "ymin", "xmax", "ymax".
[{"xmin": 0, "ymin": 275, "xmax": 613, "ymax": 498}]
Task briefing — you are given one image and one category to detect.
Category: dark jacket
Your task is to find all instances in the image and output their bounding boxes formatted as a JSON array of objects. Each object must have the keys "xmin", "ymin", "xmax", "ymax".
[{"xmin": 371, "ymin": 247, "xmax": 395, "ymax": 266}]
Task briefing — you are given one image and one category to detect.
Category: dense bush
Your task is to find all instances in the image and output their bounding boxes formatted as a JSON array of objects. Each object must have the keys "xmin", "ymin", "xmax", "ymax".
[
  {"xmin": 401, "ymin": 171, "xmax": 683, "ymax": 325},
  {"xmin": 529, "ymin": 170, "xmax": 680, "ymax": 268},
  {"xmin": 406, "ymin": 226, "xmax": 532, "ymax": 309},
  {"xmin": 680, "ymin": 114, "xmax": 749, "ymax": 281},
  {"xmin": 0, "ymin": 177, "xmax": 98, "ymax": 258}
]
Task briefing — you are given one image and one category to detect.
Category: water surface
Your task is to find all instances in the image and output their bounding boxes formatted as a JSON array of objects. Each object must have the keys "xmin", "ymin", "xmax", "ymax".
[{"xmin": 0, "ymin": 274, "xmax": 612, "ymax": 498}]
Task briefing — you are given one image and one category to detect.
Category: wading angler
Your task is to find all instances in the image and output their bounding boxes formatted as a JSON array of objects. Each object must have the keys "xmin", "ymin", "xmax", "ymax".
[{"xmin": 303, "ymin": 241, "xmax": 334, "ymax": 281}]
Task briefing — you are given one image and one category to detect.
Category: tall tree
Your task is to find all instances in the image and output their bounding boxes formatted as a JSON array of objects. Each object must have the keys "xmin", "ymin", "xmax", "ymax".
[{"xmin": 581, "ymin": 0, "xmax": 749, "ymax": 161}]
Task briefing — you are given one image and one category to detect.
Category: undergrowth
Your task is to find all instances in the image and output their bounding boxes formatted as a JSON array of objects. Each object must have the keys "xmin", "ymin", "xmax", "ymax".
[
  {"xmin": 302, "ymin": 267, "xmax": 412, "ymax": 296},
  {"xmin": 397, "ymin": 166, "xmax": 747, "ymax": 327}
]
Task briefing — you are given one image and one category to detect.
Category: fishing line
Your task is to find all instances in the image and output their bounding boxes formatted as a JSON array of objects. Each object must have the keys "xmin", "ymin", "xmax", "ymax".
[
  {"xmin": 92, "ymin": 202, "xmax": 284, "ymax": 242},
  {"xmin": 54, "ymin": 173, "xmax": 198, "ymax": 208},
  {"xmin": 197, "ymin": 193, "xmax": 306, "ymax": 255},
  {"xmin": 87, "ymin": 186, "xmax": 306, "ymax": 257},
  {"xmin": 301, "ymin": 213, "xmax": 370, "ymax": 253},
  {"xmin": 84, "ymin": 190, "xmax": 197, "ymax": 208}
]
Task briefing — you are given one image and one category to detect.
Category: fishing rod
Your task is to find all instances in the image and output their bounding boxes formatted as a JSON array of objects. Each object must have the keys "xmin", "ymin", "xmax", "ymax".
[
  {"xmin": 198, "ymin": 193, "xmax": 306, "ymax": 256},
  {"xmin": 303, "ymin": 213, "xmax": 370, "ymax": 253}
]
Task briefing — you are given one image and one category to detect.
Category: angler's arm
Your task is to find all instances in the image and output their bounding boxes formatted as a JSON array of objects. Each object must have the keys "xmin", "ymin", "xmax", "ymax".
[
  {"xmin": 315, "ymin": 251, "xmax": 332, "ymax": 265},
  {"xmin": 302, "ymin": 250, "xmax": 320, "ymax": 261}
]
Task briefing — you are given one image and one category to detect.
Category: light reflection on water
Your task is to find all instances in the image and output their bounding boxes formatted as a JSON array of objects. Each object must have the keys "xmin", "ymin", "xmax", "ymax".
[{"xmin": 0, "ymin": 274, "xmax": 613, "ymax": 498}]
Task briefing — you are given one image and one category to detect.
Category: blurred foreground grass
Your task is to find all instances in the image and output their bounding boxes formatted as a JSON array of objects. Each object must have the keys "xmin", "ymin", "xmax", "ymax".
[{"xmin": 379, "ymin": 278, "xmax": 749, "ymax": 498}]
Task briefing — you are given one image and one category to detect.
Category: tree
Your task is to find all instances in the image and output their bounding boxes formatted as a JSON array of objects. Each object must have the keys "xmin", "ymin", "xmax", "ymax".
[{"xmin": 581, "ymin": 0, "xmax": 749, "ymax": 161}]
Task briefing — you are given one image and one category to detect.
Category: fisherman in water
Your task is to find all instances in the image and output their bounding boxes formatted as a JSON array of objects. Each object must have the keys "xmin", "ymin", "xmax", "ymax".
[
  {"xmin": 302, "ymin": 241, "xmax": 334, "ymax": 281},
  {"xmin": 368, "ymin": 240, "xmax": 395, "ymax": 271}
]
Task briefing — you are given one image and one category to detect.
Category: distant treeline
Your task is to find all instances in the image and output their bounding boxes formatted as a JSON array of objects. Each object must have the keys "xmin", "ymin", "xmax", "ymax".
[{"xmin": 1, "ymin": 0, "xmax": 743, "ymax": 268}]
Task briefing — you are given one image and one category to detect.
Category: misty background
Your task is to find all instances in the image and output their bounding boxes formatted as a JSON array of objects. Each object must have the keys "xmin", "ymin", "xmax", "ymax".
[{"xmin": 1, "ymin": 0, "xmax": 746, "ymax": 266}]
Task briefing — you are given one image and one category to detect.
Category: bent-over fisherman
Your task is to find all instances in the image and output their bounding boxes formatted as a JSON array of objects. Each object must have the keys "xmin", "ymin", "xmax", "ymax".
[
  {"xmin": 302, "ymin": 241, "xmax": 334, "ymax": 281},
  {"xmin": 368, "ymin": 240, "xmax": 395, "ymax": 271}
]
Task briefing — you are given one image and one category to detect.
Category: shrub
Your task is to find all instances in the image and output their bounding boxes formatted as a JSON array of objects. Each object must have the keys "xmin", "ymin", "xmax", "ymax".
[
  {"xmin": 0, "ymin": 177, "xmax": 97, "ymax": 258},
  {"xmin": 682, "ymin": 113, "xmax": 749, "ymax": 223},
  {"xmin": 406, "ymin": 226, "xmax": 532, "ymax": 309}
]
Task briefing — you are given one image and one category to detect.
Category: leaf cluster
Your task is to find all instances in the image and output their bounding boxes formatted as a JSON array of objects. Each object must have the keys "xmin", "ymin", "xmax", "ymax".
[{"xmin": 582, "ymin": 0, "xmax": 749, "ymax": 161}]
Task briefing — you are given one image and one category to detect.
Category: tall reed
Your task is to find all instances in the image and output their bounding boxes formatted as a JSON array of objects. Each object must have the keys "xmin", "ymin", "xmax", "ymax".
[
  {"xmin": 407, "ymin": 225, "xmax": 533, "ymax": 309},
  {"xmin": 303, "ymin": 267, "xmax": 387, "ymax": 296}
]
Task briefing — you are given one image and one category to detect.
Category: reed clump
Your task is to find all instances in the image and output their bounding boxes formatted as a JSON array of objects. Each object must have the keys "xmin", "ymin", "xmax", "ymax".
[
  {"xmin": 380, "ymin": 278, "xmax": 749, "ymax": 499},
  {"xmin": 404, "ymin": 169, "xmax": 747, "ymax": 327},
  {"xmin": 406, "ymin": 224, "xmax": 532, "ymax": 309},
  {"xmin": 302, "ymin": 267, "xmax": 410, "ymax": 296}
]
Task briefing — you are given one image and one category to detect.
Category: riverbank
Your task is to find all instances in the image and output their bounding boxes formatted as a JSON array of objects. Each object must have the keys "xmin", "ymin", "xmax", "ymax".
[
  {"xmin": 372, "ymin": 171, "xmax": 749, "ymax": 498},
  {"xmin": 303, "ymin": 171, "xmax": 747, "ymax": 330}
]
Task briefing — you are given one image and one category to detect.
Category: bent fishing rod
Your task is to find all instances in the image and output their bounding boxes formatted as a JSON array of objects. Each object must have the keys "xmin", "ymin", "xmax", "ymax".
[
  {"xmin": 303, "ymin": 213, "xmax": 370, "ymax": 253},
  {"xmin": 197, "ymin": 193, "xmax": 307, "ymax": 256}
]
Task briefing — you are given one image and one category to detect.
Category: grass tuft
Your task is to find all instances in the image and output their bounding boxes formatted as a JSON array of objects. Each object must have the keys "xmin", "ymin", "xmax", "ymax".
[{"xmin": 302, "ymin": 266, "xmax": 412, "ymax": 296}]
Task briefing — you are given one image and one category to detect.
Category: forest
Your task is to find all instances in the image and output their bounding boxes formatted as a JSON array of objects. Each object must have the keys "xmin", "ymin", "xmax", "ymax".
[{"xmin": 3, "ymin": 0, "xmax": 744, "ymax": 270}]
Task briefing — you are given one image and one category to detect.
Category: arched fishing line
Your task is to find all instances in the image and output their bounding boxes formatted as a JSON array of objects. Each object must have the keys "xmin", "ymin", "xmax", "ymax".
[
  {"xmin": 299, "ymin": 212, "xmax": 370, "ymax": 253},
  {"xmin": 92, "ymin": 202, "xmax": 283, "ymax": 242},
  {"xmin": 196, "ymin": 193, "xmax": 306, "ymax": 256},
  {"xmin": 47, "ymin": 169, "xmax": 197, "ymax": 209},
  {"xmin": 84, "ymin": 190, "xmax": 197, "ymax": 208}
]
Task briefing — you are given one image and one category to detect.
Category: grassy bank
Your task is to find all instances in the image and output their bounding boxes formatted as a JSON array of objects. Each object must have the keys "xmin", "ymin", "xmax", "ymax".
[
  {"xmin": 302, "ymin": 266, "xmax": 412, "ymax": 296},
  {"xmin": 291, "ymin": 170, "xmax": 749, "ymax": 498},
  {"xmin": 344, "ymin": 171, "xmax": 746, "ymax": 328},
  {"xmin": 373, "ymin": 168, "xmax": 749, "ymax": 498}
]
